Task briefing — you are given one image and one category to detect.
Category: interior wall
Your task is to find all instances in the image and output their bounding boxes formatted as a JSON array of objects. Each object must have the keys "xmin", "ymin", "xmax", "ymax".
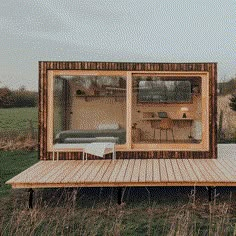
[{"xmin": 71, "ymin": 96, "xmax": 126, "ymax": 130}]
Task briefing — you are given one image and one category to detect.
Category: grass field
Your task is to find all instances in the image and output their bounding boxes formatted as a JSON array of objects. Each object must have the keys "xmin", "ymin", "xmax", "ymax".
[
  {"xmin": 0, "ymin": 151, "xmax": 38, "ymax": 197},
  {"xmin": 0, "ymin": 108, "xmax": 38, "ymax": 150},
  {"xmin": 0, "ymin": 107, "xmax": 38, "ymax": 131},
  {"xmin": 1, "ymin": 151, "xmax": 236, "ymax": 235}
]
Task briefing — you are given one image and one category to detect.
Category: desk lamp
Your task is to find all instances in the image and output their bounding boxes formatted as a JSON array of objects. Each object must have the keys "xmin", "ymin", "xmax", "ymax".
[{"xmin": 181, "ymin": 107, "xmax": 189, "ymax": 118}]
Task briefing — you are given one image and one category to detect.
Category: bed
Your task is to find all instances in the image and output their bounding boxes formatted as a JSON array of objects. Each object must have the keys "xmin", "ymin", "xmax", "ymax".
[{"xmin": 55, "ymin": 128, "xmax": 126, "ymax": 144}]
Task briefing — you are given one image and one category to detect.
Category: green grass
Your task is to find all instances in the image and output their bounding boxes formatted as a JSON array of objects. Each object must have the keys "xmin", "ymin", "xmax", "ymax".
[
  {"xmin": 0, "ymin": 107, "xmax": 38, "ymax": 131},
  {"xmin": 0, "ymin": 151, "xmax": 38, "ymax": 198}
]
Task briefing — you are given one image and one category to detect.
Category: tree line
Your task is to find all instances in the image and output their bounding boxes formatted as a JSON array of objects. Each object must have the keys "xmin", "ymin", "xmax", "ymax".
[
  {"xmin": 0, "ymin": 87, "xmax": 37, "ymax": 108},
  {"xmin": 218, "ymin": 77, "xmax": 236, "ymax": 112}
]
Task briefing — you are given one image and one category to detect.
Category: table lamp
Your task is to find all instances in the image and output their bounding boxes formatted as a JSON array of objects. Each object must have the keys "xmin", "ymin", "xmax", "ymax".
[{"xmin": 181, "ymin": 107, "xmax": 189, "ymax": 118}]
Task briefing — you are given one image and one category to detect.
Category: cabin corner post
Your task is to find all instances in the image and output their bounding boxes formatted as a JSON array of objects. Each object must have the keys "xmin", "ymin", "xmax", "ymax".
[
  {"xmin": 39, "ymin": 61, "xmax": 48, "ymax": 160},
  {"xmin": 208, "ymin": 63, "xmax": 217, "ymax": 159},
  {"xmin": 212, "ymin": 63, "xmax": 218, "ymax": 159}
]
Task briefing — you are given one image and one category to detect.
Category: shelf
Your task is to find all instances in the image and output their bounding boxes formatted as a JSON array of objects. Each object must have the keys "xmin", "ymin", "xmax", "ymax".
[
  {"xmin": 76, "ymin": 95, "xmax": 125, "ymax": 98},
  {"xmin": 142, "ymin": 118, "xmax": 193, "ymax": 121},
  {"xmin": 76, "ymin": 95, "xmax": 126, "ymax": 101}
]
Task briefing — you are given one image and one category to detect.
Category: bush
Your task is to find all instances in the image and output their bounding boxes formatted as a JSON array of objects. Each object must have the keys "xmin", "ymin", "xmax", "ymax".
[
  {"xmin": 0, "ymin": 87, "xmax": 37, "ymax": 108},
  {"xmin": 218, "ymin": 78, "xmax": 236, "ymax": 95},
  {"xmin": 229, "ymin": 93, "xmax": 236, "ymax": 112},
  {"xmin": 0, "ymin": 87, "xmax": 15, "ymax": 108},
  {"xmin": 12, "ymin": 89, "xmax": 37, "ymax": 107}
]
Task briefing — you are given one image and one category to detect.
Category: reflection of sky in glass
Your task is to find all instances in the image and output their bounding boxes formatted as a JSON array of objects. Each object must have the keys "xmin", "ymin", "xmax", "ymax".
[
  {"xmin": 139, "ymin": 80, "xmax": 191, "ymax": 91},
  {"xmin": 58, "ymin": 75, "xmax": 123, "ymax": 89},
  {"xmin": 138, "ymin": 78, "xmax": 192, "ymax": 102}
]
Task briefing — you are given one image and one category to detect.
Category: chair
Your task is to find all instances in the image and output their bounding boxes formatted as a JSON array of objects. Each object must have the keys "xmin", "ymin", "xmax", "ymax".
[
  {"xmin": 150, "ymin": 120, "xmax": 160, "ymax": 141},
  {"xmin": 160, "ymin": 118, "xmax": 175, "ymax": 142}
]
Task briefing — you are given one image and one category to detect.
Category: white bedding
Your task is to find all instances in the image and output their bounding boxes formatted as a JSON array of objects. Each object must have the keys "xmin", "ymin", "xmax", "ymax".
[{"xmin": 84, "ymin": 142, "xmax": 115, "ymax": 158}]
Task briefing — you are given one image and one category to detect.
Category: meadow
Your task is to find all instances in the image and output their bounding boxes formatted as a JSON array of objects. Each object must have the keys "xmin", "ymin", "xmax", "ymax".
[
  {"xmin": 0, "ymin": 107, "xmax": 38, "ymax": 150},
  {"xmin": 0, "ymin": 107, "xmax": 38, "ymax": 131}
]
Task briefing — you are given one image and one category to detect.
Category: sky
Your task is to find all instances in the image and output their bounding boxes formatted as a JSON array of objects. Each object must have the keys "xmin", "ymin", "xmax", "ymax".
[{"xmin": 0, "ymin": 0, "xmax": 235, "ymax": 91}]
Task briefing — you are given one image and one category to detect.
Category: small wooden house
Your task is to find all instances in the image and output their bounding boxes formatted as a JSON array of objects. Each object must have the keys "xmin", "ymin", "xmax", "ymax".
[
  {"xmin": 39, "ymin": 61, "xmax": 217, "ymax": 160},
  {"xmin": 7, "ymin": 61, "xmax": 236, "ymax": 201}
]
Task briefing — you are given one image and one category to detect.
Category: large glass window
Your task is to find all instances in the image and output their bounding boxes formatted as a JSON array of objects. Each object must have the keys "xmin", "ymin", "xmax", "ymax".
[
  {"xmin": 131, "ymin": 75, "xmax": 202, "ymax": 144},
  {"xmin": 53, "ymin": 75, "xmax": 127, "ymax": 145}
]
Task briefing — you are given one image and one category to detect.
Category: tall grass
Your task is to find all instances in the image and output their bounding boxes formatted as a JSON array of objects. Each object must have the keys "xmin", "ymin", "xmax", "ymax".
[{"xmin": 1, "ymin": 188, "xmax": 236, "ymax": 236}]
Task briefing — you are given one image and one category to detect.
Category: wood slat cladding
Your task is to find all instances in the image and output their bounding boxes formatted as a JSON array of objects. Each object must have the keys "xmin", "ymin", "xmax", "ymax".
[
  {"xmin": 39, "ymin": 61, "xmax": 217, "ymax": 160},
  {"xmin": 45, "ymin": 151, "xmax": 210, "ymax": 160}
]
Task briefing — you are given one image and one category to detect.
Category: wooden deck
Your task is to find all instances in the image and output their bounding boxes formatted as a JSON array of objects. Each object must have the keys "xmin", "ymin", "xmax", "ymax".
[{"xmin": 6, "ymin": 145, "xmax": 236, "ymax": 188}]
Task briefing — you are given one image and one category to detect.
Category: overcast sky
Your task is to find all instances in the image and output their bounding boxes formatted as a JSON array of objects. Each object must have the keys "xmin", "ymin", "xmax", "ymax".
[{"xmin": 0, "ymin": 0, "xmax": 235, "ymax": 90}]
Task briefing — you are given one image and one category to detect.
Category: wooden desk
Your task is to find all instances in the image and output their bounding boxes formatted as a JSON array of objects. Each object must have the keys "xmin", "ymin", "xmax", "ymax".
[
  {"xmin": 142, "ymin": 118, "xmax": 193, "ymax": 121},
  {"xmin": 142, "ymin": 118, "xmax": 193, "ymax": 136}
]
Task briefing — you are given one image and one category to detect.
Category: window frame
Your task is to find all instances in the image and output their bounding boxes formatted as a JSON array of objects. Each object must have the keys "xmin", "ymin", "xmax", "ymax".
[{"xmin": 47, "ymin": 70, "xmax": 209, "ymax": 152}]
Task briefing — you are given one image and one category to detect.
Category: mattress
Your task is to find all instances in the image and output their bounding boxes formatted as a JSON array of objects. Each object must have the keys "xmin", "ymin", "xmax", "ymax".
[{"xmin": 55, "ymin": 129, "xmax": 126, "ymax": 144}]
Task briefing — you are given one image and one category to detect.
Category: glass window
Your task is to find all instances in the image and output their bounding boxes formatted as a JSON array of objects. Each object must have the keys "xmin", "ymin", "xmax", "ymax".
[
  {"xmin": 53, "ymin": 75, "xmax": 127, "ymax": 145},
  {"xmin": 131, "ymin": 75, "xmax": 202, "ymax": 144}
]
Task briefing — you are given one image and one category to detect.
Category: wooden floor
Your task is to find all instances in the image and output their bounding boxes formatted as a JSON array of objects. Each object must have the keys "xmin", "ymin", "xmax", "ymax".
[{"xmin": 6, "ymin": 144, "xmax": 236, "ymax": 188}]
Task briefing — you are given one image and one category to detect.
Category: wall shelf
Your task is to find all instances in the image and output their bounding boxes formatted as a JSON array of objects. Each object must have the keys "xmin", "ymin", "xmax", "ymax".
[{"xmin": 76, "ymin": 95, "xmax": 126, "ymax": 101}]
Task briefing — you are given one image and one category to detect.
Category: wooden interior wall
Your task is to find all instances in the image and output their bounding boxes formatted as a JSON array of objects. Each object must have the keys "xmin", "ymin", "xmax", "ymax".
[
  {"xmin": 39, "ymin": 62, "xmax": 217, "ymax": 160},
  {"xmin": 71, "ymin": 97, "xmax": 126, "ymax": 130}
]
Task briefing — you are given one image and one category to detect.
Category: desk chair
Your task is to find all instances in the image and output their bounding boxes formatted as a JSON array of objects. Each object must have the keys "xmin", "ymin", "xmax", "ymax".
[
  {"xmin": 150, "ymin": 120, "xmax": 160, "ymax": 141},
  {"xmin": 160, "ymin": 118, "xmax": 175, "ymax": 142}
]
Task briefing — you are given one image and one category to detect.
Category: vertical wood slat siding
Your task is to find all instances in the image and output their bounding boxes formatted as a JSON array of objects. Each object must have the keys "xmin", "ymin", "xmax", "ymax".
[
  {"xmin": 39, "ymin": 62, "xmax": 217, "ymax": 160},
  {"xmin": 46, "ymin": 151, "xmax": 210, "ymax": 160},
  {"xmin": 38, "ymin": 62, "xmax": 42, "ymax": 159}
]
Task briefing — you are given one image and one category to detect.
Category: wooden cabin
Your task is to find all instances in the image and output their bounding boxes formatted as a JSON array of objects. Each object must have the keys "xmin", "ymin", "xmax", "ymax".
[
  {"xmin": 7, "ymin": 61, "xmax": 236, "ymax": 199},
  {"xmin": 39, "ymin": 61, "xmax": 217, "ymax": 160}
]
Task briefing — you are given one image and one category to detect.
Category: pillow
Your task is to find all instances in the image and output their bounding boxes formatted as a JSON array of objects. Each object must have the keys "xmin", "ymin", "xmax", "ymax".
[{"xmin": 97, "ymin": 123, "xmax": 119, "ymax": 130}]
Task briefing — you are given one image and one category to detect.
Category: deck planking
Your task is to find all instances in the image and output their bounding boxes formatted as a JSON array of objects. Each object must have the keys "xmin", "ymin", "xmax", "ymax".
[
  {"xmin": 171, "ymin": 160, "xmax": 183, "ymax": 182},
  {"xmin": 146, "ymin": 159, "xmax": 153, "ymax": 182},
  {"xmin": 180, "ymin": 159, "xmax": 199, "ymax": 182},
  {"xmin": 131, "ymin": 159, "xmax": 141, "ymax": 182},
  {"xmin": 153, "ymin": 159, "xmax": 161, "ymax": 182},
  {"xmin": 6, "ymin": 145, "xmax": 236, "ymax": 188},
  {"xmin": 123, "ymin": 159, "xmax": 135, "ymax": 182},
  {"xmin": 92, "ymin": 160, "xmax": 111, "ymax": 182}
]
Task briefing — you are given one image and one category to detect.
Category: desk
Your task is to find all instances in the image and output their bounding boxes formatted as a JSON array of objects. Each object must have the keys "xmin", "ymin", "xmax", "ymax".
[
  {"xmin": 142, "ymin": 118, "xmax": 193, "ymax": 121},
  {"xmin": 142, "ymin": 118, "xmax": 193, "ymax": 128},
  {"xmin": 142, "ymin": 118, "xmax": 193, "ymax": 139}
]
